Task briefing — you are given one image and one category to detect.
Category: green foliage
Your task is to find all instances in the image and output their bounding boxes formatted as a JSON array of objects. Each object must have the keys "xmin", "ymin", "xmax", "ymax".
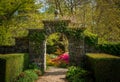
[
  {"xmin": 23, "ymin": 53, "xmax": 29, "ymax": 70},
  {"xmin": 0, "ymin": 53, "xmax": 29, "ymax": 82},
  {"xmin": 29, "ymin": 31, "xmax": 45, "ymax": 43},
  {"xmin": 46, "ymin": 33, "xmax": 68, "ymax": 54},
  {"xmin": 84, "ymin": 31, "xmax": 98, "ymax": 46},
  {"xmin": 46, "ymin": 54, "xmax": 56, "ymax": 66},
  {"xmin": 0, "ymin": 0, "xmax": 43, "ymax": 45},
  {"xmin": 84, "ymin": 31, "xmax": 120, "ymax": 56},
  {"xmin": 28, "ymin": 63, "xmax": 40, "ymax": 70},
  {"xmin": 28, "ymin": 63, "xmax": 44, "ymax": 75},
  {"xmin": 86, "ymin": 53, "xmax": 120, "ymax": 82},
  {"xmin": 47, "ymin": 33, "xmax": 60, "ymax": 46},
  {"xmin": 58, "ymin": 62, "xmax": 68, "ymax": 68},
  {"xmin": 14, "ymin": 63, "xmax": 43, "ymax": 82},
  {"xmin": 115, "ymin": 0, "xmax": 120, "ymax": 8},
  {"xmin": 43, "ymin": 20, "xmax": 70, "ymax": 33},
  {"xmin": 29, "ymin": 31, "xmax": 46, "ymax": 54},
  {"xmin": 47, "ymin": 45, "xmax": 57, "ymax": 54},
  {"xmin": 0, "ymin": 26, "xmax": 14, "ymax": 45},
  {"xmin": 66, "ymin": 66, "xmax": 93, "ymax": 82},
  {"xmin": 13, "ymin": 55, "xmax": 43, "ymax": 82},
  {"xmin": 46, "ymin": 0, "xmax": 120, "ymax": 42},
  {"xmin": 93, "ymin": 0, "xmax": 120, "ymax": 42},
  {"xmin": 54, "ymin": 20, "xmax": 69, "ymax": 33},
  {"xmin": 46, "ymin": 33, "xmax": 60, "ymax": 54},
  {"xmin": 34, "ymin": 69, "xmax": 43, "ymax": 76},
  {"xmin": 96, "ymin": 42, "xmax": 120, "ymax": 56},
  {"xmin": 65, "ymin": 28, "xmax": 85, "ymax": 40},
  {"xmin": 0, "ymin": 0, "xmax": 39, "ymax": 22},
  {"xmin": 14, "ymin": 69, "xmax": 38, "ymax": 82}
]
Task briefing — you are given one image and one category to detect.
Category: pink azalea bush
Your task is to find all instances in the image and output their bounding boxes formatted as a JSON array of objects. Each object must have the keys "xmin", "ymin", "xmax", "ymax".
[{"xmin": 52, "ymin": 52, "xmax": 69, "ymax": 65}]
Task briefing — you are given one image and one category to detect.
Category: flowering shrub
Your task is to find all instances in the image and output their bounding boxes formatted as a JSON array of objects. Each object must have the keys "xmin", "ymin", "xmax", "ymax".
[
  {"xmin": 51, "ymin": 53, "xmax": 69, "ymax": 67},
  {"xmin": 52, "ymin": 53, "xmax": 69, "ymax": 63},
  {"xmin": 46, "ymin": 54, "xmax": 58, "ymax": 66},
  {"xmin": 46, "ymin": 53, "xmax": 69, "ymax": 67}
]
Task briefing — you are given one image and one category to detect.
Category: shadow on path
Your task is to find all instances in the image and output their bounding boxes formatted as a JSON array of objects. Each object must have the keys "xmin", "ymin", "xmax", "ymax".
[
  {"xmin": 36, "ymin": 67, "xmax": 68, "ymax": 82},
  {"xmin": 44, "ymin": 70, "xmax": 67, "ymax": 76}
]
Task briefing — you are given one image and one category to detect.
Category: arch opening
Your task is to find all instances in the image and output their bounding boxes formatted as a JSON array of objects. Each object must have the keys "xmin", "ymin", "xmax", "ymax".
[{"xmin": 45, "ymin": 32, "xmax": 69, "ymax": 68}]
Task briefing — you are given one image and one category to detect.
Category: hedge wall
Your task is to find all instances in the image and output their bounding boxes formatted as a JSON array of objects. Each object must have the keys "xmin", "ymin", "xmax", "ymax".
[
  {"xmin": 86, "ymin": 53, "xmax": 120, "ymax": 82},
  {"xmin": 96, "ymin": 43, "xmax": 120, "ymax": 56},
  {"xmin": 84, "ymin": 31, "xmax": 98, "ymax": 46},
  {"xmin": 84, "ymin": 31, "xmax": 120, "ymax": 55},
  {"xmin": 0, "ymin": 53, "xmax": 29, "ymax": 82}
]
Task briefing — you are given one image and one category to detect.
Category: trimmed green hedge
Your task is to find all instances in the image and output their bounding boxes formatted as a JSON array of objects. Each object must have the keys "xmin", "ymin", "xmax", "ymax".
[
  {"xmin": 96, "ymin": 43, "xmax": 120, "ymax": 56},
  {"xmin": 84, "ymin": 31, "xmax": 98, "ymax": 46},
  {"xmin": 84, "ymin": 31, "xmax": 120, "ymax": 56},
  {"xmin": 86, "ymin": 53, "xmax": 120, "ymax": 82},
  {"xmin": 0, "ymin": 53, "xmax": 29, "ymax": 82}
]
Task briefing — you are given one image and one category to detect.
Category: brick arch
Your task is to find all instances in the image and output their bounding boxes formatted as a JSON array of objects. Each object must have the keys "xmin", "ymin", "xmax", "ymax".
[{"xmin": 28, "ymin": 20, "xmax": 85, "ymax": 71}]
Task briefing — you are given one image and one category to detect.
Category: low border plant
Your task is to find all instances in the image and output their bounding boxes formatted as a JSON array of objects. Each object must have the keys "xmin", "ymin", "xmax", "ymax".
[
  {"xmin": 66, "ymin": 66, "xmax": 93, "ymax": 82},
  {"xmin": 14, "ymin": 69, "xmax": 39, "ymax": 82}
]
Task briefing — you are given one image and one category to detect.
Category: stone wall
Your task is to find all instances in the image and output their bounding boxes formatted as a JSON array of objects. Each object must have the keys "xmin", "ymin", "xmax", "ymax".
[
  {"xmin": 28, "ymin": 29, "xmax": 46, "ymax": 70},
  {"xmin": 43, "ymin": 20, "xmax": 86, "ymax": 67},
  {"xmin": 27, "ymin": 20, "xmax": 86, "ymax": 70},
  {"xmin": 68, "ymin": 37, "xmax": 85, "ymax": 66}
]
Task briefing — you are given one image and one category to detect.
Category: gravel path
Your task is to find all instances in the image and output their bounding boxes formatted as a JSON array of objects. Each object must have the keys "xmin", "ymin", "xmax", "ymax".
[{"xmin": 36, "ymin": 67, "xmax": 68, "ymax": 82}]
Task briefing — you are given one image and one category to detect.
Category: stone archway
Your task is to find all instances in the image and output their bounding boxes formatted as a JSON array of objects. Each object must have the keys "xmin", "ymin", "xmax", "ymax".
[{"xmin": 28, "ymin": 20, "xmax": 85, "ymax": 71}]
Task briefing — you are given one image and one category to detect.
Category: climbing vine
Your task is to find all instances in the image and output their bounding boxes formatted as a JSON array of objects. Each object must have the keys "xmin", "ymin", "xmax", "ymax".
[
  {"xmin": 29, "ymin": 31, "xmax": 45, "ymax": 43},
  {"xmin": 28, "ymin": 20, "xmax": 87, "ymax": 70},
  {"xmin": 54, "ymin": 21, "xmax": 68, "ymax": 32},
  {"xmin": 29, "ymin": 30, "xmax": 46, "ymax": 55},
  {"xmin": 65, "ymin": 28, "xmax": 85, "ymax": 40},
  {"xmin": 29, "ymin": 21, "xmax": 86, "ymax": 50}
]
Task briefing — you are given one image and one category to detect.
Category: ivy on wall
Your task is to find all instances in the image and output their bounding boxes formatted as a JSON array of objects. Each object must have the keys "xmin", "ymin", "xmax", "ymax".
[
  {"xmin": 28, "ymin": 20, "xmax": 87, "ymax": 70},
  {"xmin": 65, "ymin": 28, "xmax": 85, "ymax": 40},
  {"xmin": 54, "ymin": 21, "xmax": 68, "ymax": 33},
  {"xmin": 29, "ymin": 29, "xmax": 85, "ymax": 43},
  {"xmin": 29, "ymin": 31, "xmax": 45, "ymax": 43},
  {"xmin": 29, "ymin": 30, "xmax": 46, "ymax": 55},
  {"xmin": 43, "ymin": 20, "xmax": 86, "ymax": 40}
]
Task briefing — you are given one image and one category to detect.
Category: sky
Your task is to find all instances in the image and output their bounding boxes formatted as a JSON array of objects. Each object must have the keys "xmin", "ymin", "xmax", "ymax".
[{"xmin": 36, "ymin": 0, "xmax": 49, "ymax": 13}]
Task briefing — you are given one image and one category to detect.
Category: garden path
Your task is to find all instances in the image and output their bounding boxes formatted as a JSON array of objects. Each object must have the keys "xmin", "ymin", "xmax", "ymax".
[{"xmin": 36, "ymin": 67, "xmax": 68, "ymax": 82}]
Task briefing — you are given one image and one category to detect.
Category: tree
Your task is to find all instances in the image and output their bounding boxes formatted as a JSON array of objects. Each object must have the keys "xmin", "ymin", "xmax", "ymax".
[
  {"xmin": 0, "ymin": 0, "xmax": 40, "ymax": 24},
  {"xmin": 93, "ymin": 0, "xmax": 120, "ymax": 42},
  {"xmin": 0, "ymin": 0, "xmax": 42, "ymax": 45},
  {"xmin": 45, "ymin": 0, "xmax": 120, "ymax": 42}
]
